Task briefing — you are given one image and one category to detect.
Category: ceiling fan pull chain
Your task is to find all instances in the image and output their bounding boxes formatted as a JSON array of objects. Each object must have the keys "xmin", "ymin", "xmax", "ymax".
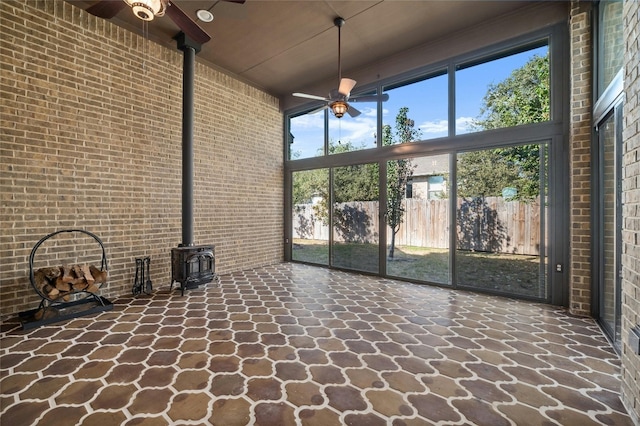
[{"xmin": 142, "ymin": 20, "xmax": 148, "ymax": 73}]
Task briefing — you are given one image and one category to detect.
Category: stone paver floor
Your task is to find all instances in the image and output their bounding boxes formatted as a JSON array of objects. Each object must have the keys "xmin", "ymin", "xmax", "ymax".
[{"xmin": 0, "ymin": 263, "xmax": 633, "ymax": 425}]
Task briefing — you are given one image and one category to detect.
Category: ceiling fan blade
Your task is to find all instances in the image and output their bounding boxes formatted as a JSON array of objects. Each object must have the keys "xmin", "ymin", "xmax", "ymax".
[
  {"xmin": 221, "ymin": 0, "xmax": 247, "ymax": 3},
  {"xmin": 165, "ymin": 1, "xmax": 211, "ymax": 44},
  {"xmin": 351, "ymin": 93, "xmax": 390, "ymax": 103},
  {"xmin": 309, "ymin": 105, "xmax": 329, "ymax": 115},
  {"xmin": 347, "ymin": 104, "xmax": 361, "ymax": 117},
  {"xmin": 86, "ymin": 0, "xmax": 127, "ymax": 19},
  {"xmin": 338, "ymin": 78, "xmax": 357, "ymax": 96},
  {"xmin": 293, "ymin": 93, "xmax": 329, "ymax": 101}
]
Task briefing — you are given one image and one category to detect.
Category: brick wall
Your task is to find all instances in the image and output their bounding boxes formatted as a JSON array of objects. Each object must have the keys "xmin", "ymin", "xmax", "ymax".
[
  {"xmin": 621, "ymin": 0, "xmax": 640, "ymax": 422},
  {"xmin": 0, "ymin": 0, "xmax": 283, "ymax": 317},
  {"xmin": 568, "ymin": 1, "xmax": 593, "ymax": 316}
]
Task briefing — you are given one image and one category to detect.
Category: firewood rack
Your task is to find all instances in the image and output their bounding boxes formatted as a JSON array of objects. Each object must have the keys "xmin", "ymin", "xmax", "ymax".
[{"xmin": 20, "ymin": 229, "xmax": 113, "ymax": 330}]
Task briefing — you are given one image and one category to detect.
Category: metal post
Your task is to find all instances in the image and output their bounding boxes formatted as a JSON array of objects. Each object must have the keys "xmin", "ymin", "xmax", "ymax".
[{"xmin": 176, "ymin": 33, "xmax": 201, "ymax": 246}]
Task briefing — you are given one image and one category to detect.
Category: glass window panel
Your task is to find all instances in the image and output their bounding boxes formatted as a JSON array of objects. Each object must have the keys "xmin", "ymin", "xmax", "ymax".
[
  {"xmin": 455, "ymin": 143, "xmax": 548, "ymax": 299},
  {"xmin": 598, "ymin": 0, "xmax": 624, "ymax": 97},
  {"xmin": 383, "ymin": 73, "xmax": 448, "ymax": 143},
  {"xmin": 289, "ymin": 111, "xmax": 325, "ymax": 160},
  {"xmin": 292, "ymin": 169, "xmax": 330, "ymax": 265},
  {"xmin": 332, "ymin": 163, "xmax": 379, "ymax": 273},
  {"xmin": 386, "ymin": 154, "xmax": 450, "ymax": 285},
  {"xmin": 328, "ymin": 93, "xmax": 377, "ymax": 154},
  {"xmin": 456, "ymin": 45, "xmax": 549, "ymax": 135},
  {"xmin": 600, "ymin": 112, "xmax": 621, "ymax": 342}
]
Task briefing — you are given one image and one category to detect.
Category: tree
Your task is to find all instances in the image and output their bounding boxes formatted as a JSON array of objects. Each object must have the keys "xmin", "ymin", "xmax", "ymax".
[
  {"xmin": 384, "ymin": 107, "xmax": 420, "ymax": 259},
  {"xmin": 473, "ymin": 54, "xmax": 549, "ymax": 130},
  {"xmin": 292, "ymin": 108, "xmax": 420, "ymax": 252},
  {"xmin": 331, "ymin": 141, "xmax": 379, "ymax": 204},
  {"xmin": 293, "ymin": 169, "xmax": 326, "ymax": 205},
  {"xmin": 292, "ymin": 140, "xmax": 379, "ymax": 227},
  {"xmin": 457, "ymin": 149, "xmax": 515, "ymax": 198},
  {"xmin": 459, "ymin": 53, "xmax": 549, "ymax": 201}
]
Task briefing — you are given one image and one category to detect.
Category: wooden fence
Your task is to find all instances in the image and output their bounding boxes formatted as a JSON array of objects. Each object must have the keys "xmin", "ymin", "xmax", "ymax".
[{"xmin": 292, "ymin": 197, "xmax": 544, "ymax": 255}]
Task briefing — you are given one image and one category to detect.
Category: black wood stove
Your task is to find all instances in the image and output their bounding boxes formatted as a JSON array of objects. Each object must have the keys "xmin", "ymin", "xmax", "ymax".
[
  {"xmin": 171, "ymin": 245, "xmax": 215, "ymax": 296},
  {"xmin": 168, "ymin": 36, "xmax": 218, "ymax": 296}
]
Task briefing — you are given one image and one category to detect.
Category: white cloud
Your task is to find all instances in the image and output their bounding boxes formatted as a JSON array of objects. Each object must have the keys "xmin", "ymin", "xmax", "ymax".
[
  {"xmin": 455, "ymin": 116, "xmax": 476, "ymax": 134},
  {"xmin": 361, "ymin": 107, "xmax": 377, "ymax": 118},
  {"xmin": 416, "ymin": 117, "xmax": 477, "ymax": 136},
  {"xmin": 290, "ymin": 111, "xmax": 325, "ymax": 129},
  {"xmin": 336, "ymin": 113, "xmax": 377, "ymax": 144},
  {"xmin": 419, "ymin": 119, "xmax": 448, "ymax": 134}
]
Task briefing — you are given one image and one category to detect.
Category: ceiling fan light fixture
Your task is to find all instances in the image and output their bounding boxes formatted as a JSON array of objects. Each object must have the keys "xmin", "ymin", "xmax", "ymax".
[
  {"xmin": 330, "ymin": 100, "xmax": 348, "ymax": 118},
  {"xmin": 124, "ymin": 0, "xmax": 165, "ymax": 21}
]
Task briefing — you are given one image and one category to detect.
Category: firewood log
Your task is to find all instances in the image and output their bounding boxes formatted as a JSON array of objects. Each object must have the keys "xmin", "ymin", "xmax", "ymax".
[
  {"xmin": 61, "ymin": 265, "xmax": 74, "ymax": 283},
  {"xmin": 42, "ymin": 283, "xmax": 54, "ymax": 295},
  {"xmin": 72, "ymin": 264, "xmax": 84, "ymax": 279},
  {"xmin": 34, "ymin": 308, "xmax": 45, "ymax": 321},
  {"xmin": 86, "ymin": 283, "xmax": 99, "ymax": 294},
  {"xmin": 89, "ymin": 265, "xmax": 108, "ymax": 284},
  {"xmin": 71, "ymin": 278, "xmax": 88, "ymax": 291},
  {"xmin": 55, "ymin": 279, "xmax": 72, "ymax": 293},
  {"xmin": 34, "ymin": 271, "xmax": 50, "ymax": 292},
  {"xmin": 48, "ymin": 287, "xmax": 60, "ymax": 299},
  {"xmin": 81, "ymin": 265, "xmax": 95, "ymax": 284},
  {"xmin": 34, "ymin": 267, "xmax": 61, "ymax": 289},
  {"xmin": 36, "ymin": 264, "xmax": 106, "ymax": 302}
]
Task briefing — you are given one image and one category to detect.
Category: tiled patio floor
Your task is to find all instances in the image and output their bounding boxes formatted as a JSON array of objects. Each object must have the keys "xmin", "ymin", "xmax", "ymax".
[{"xmin": 0, "ymin": 263, "xmax": 633, "ymax": 425}]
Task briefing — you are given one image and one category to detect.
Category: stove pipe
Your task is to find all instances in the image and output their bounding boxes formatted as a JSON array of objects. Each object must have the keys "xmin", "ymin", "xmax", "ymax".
[{"xmin": 176, "ymin": 34, "xmax": 201, "ymax": 247}]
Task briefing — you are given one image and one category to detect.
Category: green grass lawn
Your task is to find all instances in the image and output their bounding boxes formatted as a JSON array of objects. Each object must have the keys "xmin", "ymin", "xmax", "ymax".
[{"xmin": 292, "ymin": 239, "xmax": 545, "ymax": 298}]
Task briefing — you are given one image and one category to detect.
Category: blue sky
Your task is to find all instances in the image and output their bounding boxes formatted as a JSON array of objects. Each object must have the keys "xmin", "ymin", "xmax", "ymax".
[{"xmin": 290, "ymin": 45, "xmax": 548, "ymax": 159}]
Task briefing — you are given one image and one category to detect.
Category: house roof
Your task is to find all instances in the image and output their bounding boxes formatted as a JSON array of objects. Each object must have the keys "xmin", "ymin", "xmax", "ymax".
[{"xmin": 412, "ymin": 154, "xmax": 450, "ymax": 177}]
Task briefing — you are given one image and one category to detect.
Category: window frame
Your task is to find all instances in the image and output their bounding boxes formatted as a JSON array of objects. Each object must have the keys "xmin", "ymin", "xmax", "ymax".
[
  {"xmin": 594, "ymin": 0, "xmax": 624, "ymax": 99},
  {"xmin": 591, "ymin": 0, "xmax": 625, "ymax": 353},
  {"xmin": 284, "ymin": 24, "xmax": 569, "ymax": 306},
  {"xmin": 453, "ymin": 40, "xmax": 551, "ymax": 136}
]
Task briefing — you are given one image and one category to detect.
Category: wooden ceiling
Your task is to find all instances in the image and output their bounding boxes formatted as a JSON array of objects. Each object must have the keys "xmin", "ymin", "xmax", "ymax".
[{"xmin": 69, "ymin": 1, "xmax": 539, "ymax": 102}]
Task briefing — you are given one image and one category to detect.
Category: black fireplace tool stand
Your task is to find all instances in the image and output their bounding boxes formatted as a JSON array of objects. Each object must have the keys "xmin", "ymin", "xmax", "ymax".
[{"xmin": 133, "ymin": 256, "xmax": 153, "ymax": 296}]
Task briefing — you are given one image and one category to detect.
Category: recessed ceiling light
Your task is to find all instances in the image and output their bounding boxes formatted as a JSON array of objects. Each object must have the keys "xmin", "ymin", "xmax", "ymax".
[{"xmin": 196, "ymin": 9, "xmax": 214, "ymax": 23}]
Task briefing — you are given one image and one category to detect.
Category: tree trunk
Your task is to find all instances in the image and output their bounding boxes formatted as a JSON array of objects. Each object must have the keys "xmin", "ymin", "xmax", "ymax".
[{"xmin": 389, "ymin": 227, "xmax": 397, "ymax": 259}]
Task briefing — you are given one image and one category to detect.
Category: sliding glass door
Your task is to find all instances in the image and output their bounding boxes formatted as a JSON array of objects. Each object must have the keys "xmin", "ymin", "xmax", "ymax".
[
  {"xmin": 386, "ymin": 155, "xmax": 451, "ymax": 285},
  {"xmin": 291, "ymin": 163, "xmax": 381, "ymax": 274},
  {"xmin": 596, "ymin": 108, "xmax": 622, "ymax": 349},
  {"xmin": 455, "ymin": 143, "xmax": 548, "ymax": 299},
  {"xmin": 593, "ymin": 0, "xmax": 624, "ymax": 352},
  {"xmin": 331, "ymin": 163, "xmax": 380, "ymax": 273},
  {"xmin": 291, "ymin": 169, "xmax": 329, "ymax": 265}
]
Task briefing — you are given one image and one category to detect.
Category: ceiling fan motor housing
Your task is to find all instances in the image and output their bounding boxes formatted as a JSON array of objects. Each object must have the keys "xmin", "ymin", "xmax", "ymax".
[
  {"xmin": 126, "ymin": 0, "xmax": 166, "ymax": 21},
  {"xmin": 329, "ymin": 100, "xmax": 348, "ymax": 118}
]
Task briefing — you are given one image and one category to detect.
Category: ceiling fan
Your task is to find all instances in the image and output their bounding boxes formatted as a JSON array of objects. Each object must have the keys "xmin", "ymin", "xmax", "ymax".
[
  {"xmin": 85, "ymin": 0, "xmax": 245, "ymax": 44},
  {"xmin": 293, "ymin": 17, "xmax": 388, "ymax": 119}
]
